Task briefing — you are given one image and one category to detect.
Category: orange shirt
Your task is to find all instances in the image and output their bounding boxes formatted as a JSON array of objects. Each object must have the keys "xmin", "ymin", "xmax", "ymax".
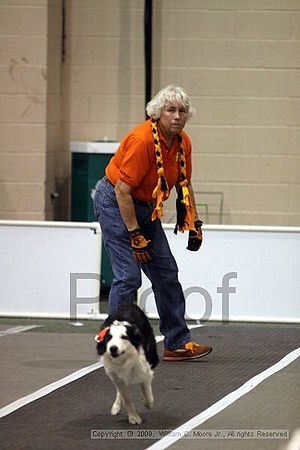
[{"xmin": 106, "ymin": 119, "xmax": 192, "ymax": 202}]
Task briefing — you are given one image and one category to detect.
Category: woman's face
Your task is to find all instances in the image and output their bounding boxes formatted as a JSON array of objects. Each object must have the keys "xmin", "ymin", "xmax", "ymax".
[{"xmin": 158, "ymin": 101, "xmax": 188, "ymax": 139}]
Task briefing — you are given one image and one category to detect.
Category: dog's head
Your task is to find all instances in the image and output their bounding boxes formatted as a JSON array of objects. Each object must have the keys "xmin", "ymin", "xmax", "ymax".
[{"xmin": 95, "ymin": 320, "xmax": 143, "ymax": 359}]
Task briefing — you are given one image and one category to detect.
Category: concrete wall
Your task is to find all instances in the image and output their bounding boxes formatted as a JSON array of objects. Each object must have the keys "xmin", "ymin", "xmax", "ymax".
[
  {"xmin": 0, "ymin": 0, "xmax": 63, "ymax": 220},
  {"xmin": 152, "ymin": 0, "xmax": 300, "ymax": 225},
  {"xmin": 0, "ymin": 0, "xmax": 299, "ymax": 224}
]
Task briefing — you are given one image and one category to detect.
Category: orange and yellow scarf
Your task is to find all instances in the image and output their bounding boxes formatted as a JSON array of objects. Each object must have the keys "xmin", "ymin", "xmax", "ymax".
[{"xmin": 150, "ymin": 118, "xmax": 196, "ymax": 232}]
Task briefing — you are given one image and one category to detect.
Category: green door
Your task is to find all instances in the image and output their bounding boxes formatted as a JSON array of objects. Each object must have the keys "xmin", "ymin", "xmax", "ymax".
[{"xmin": 71, "ymin": 152, "xmax": 114, "ymax": 287}]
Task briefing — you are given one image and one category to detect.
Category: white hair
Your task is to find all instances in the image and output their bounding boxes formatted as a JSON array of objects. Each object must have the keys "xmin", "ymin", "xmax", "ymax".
[{"xmin": 146, "ymin": 85, "xmax": 195, "ymax": 120}]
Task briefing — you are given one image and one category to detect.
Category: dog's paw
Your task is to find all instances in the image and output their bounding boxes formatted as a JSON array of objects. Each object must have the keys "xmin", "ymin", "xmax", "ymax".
[
  {"xmin": 111, "ymin": 402, "xmax": 121, "ymax": 415},
  {"xmin": 128, "ymin": 413, "xmax": 142, "ymax": 425}
]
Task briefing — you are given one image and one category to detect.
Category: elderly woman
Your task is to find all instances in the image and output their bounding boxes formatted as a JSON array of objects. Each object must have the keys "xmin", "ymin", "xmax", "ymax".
[{"xmin": 94, "ymin": 85, "xmax": 212, "ymax": 361}]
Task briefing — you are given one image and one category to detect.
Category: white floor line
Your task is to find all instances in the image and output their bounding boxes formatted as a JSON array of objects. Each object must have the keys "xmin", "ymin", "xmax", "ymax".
[
  {"xmin": 146, "ymin": 346, "xmax": 300, "ymax": 450},
  {"xmin": 0, "ymin": 324, "xmax": 203, "ymax": 419},
  {"xmin": 0, "ymin": 325, "xmax": 41, "ymax": 337},
  {"xmin": 0, "ymin": 361, "xmax": 103, "ymax": 418},
  {"xmin": 0, "ymin": 335, "xmax": 167, "ymax": 419}
]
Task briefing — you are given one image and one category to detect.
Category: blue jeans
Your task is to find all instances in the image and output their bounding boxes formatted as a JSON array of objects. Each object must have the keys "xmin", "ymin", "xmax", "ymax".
[{"xmin": 93, "ymin": 176, "xmax": 191, "ymax": 350}]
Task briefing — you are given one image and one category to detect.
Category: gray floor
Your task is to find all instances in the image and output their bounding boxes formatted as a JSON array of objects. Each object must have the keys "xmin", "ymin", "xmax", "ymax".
[
  {"xmin": 0, "ymin": 320, "xmax": 299, "ymax": 450},
  {"xmin": 171, "ymin": 358, "xmax": 300, "ymax": 450},
  {"xmin": 0, "ymin": 330, "xmax": 97, "ymax": 407}
]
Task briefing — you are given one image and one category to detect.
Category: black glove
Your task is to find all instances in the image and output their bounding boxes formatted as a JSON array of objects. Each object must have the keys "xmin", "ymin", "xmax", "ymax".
[
  {"xmin": 187, "ymin": 220, "xmax": 203, "ymax": 251},
  {"xmin": 129, "ymin": 228, "xmax": 152, "ymax": 263}
]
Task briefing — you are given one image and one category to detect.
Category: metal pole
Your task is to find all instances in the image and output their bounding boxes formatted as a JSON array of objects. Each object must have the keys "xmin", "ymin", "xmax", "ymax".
[{"xmin": 144, "ymin": 0, "xmax": 153, "ymax": 116}]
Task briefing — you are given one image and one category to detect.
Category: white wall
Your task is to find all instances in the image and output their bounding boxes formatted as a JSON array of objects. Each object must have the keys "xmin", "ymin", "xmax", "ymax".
[
  {"xmin": 0, "ymin": 221, "xmax": 102, "ymax": 320},
  {"xmin": 139, "ymin": 224, "xmax": 300, "ymax": 323}
]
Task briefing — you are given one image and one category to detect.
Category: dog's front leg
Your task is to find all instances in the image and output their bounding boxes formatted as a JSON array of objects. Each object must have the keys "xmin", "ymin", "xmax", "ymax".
[
  {"xmin": 141, "ymin": 380, "xmax": 154, "ymax": 409},
  {"xmin": 110, "ymin": 375, "xmax": 142, "ymax": 425},
  {"xmin": 121, "ymin": 384, "xmax": 142, "ymax": 425},
  {"xmin": 111, "ymin": 388, "xmax": 122, "ymax": 416}
]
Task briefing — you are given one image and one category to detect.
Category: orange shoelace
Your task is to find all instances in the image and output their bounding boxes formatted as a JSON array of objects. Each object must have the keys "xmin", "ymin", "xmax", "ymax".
[{"xmin": 185, "ymin": 342, "xmax": 198, "ymax": 353}]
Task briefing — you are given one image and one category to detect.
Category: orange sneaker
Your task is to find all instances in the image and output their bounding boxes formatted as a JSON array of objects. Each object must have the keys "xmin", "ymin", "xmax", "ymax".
[{"xmin": 163, "ymin": 342, "xmax": 212, "ymax": 361}]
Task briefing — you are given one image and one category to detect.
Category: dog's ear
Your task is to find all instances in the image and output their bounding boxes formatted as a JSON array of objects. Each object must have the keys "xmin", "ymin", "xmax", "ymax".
[
  {"xmin": 96, "ymin": 340, "xmax": 106, "ymax": 356},
  {"xmin": 95, "ymin": 327, "xmax": 109, "ymax": 343},
  {"xmin": 95, "ymin": 327, "xmax": 110, "ymax": 355},
  {"xmin": 126, "ymin": 324, "xmax": 143, "ymax": 349}
]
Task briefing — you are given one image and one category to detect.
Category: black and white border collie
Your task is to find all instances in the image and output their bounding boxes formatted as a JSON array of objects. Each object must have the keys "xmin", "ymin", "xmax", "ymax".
[{"xmin": 95, "ymin": 304, "xmax": 159, "ymax": 425}]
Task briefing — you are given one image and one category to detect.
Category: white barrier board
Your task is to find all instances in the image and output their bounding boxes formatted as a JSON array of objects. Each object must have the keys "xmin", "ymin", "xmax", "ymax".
[
  {"xmin": 138, "ymin": 225, "xmax": 300, "ymax": 323},
  {"xmin": 0, "ymin": 221, "xmax": 102, "ymax": 319}
]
